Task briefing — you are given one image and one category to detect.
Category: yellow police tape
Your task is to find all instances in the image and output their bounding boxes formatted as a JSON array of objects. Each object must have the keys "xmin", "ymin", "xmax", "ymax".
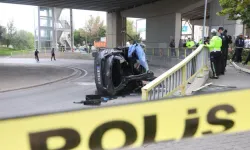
[{"xmin": 0, "ymin": 89, "xmax": 250, "ymax": 150}]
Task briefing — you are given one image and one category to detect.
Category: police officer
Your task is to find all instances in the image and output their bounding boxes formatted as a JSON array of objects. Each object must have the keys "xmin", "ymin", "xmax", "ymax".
[
  {"xmin": 218, "ymin": 27, "xmax": 229, "ymax": 75},
  {"xmin": 205, "ymin": 29, "xmax": 222, "ymax": 79},
  {"xmin": 186, "ymin": 38, "xmax": 195, "ymax": 56}
]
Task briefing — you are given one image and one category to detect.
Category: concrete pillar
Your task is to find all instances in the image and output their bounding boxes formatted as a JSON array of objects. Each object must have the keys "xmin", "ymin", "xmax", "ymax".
[
  {"xmin": 209, "ymin": 0, "xmax": 243, "ymax": 39},
  {"xmin": 175, "ymin": 13, "xmax": 182, "ymax": 48},
  {"xmin": 192, "ymin": 24, "xmax": 195, "ymax": 40},
  {"xmin": 107, "ymin": 11, "xmax": 123, "ymax": 48},
  {"xmin": 52, "ymin": 7, "xmax": 57, "ymax": 50},
  {"xmin": 37, "ymin": 6, "xmax": 41, "ymax": 50},
  {"xmin": 146, "ymin": 13, "xmax": 181, "ymax": 48},
  {"xmin": 70, "ymin": 8, "xmax": 74, "ymax": 50}
]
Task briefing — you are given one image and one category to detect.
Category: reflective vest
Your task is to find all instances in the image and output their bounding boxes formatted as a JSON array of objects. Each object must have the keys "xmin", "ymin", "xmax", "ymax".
[
  {"xmin": 186, "ymin": 41, "xmax": 195, "ymax": 48},
  {"xmin": 199, "ymin": 40, "xmax": 202, "ymax": 44},
  {"xmin": 206, "ymin": 36, "xmax": 222, "ymax": 51}
]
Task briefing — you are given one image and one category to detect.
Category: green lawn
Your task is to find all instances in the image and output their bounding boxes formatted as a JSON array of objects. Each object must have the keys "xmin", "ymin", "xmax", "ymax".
[{"xmin": 0, "ymin": 47, "xmax": 30, "ymax": 56}]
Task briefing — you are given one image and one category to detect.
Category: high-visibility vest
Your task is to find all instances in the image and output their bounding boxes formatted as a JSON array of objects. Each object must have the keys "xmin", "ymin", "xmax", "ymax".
[
  {"xmin": 186, "ymin": 41, "xmax": 195, "ymax": 48},
  {"xmin": 206, "ymin": 36, "xmax": 222, "ymax": 51},
  {"xmin": 199, "ymin": 40, "xmax": 202, "ymax": 44}
]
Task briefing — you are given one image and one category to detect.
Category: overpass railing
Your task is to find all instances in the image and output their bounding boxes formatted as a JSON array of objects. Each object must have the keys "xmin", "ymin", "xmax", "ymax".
[{"xmin": 142, "ymin": 45, "xmax": 209, "ymax": 101}]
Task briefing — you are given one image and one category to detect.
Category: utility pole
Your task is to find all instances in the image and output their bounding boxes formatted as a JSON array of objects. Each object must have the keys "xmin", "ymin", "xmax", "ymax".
[{"xmin": 202, "ymin": 0, "xmax": 208, "ymax": 43}]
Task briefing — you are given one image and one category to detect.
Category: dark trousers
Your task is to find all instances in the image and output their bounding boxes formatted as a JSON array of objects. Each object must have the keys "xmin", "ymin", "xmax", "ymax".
[
  {"xmin": 186, "ymin": 48, "xmax": 193, "ymax": 56},
  {"xmin": 235, "ymin": 48, "xmax": 243, "ymax": 62},
  {"xmin": 51, "ymin": 53, "xmax": 56, "ymax": 61},
  {"xmin": 221, "ymin": 48, "xmax": 228, "ymax": 74},
  {"xmin": 244, "ymin": 51, "xmax": 250, "ymax": 64},
  {"xmin": 210, "ymin": 51, "xmax": 222, "ymax": 77},
  {"xmin": 171, "ymin": 48, "xmax": 176, "ymax": 57},
  {"xmin": 35, "ymin": 55, "xmax": 39, "ymax": 62}
]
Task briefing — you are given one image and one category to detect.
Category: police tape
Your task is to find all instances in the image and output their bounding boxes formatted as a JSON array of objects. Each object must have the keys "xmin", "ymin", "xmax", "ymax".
[{"xmin": 0, "ymin": 89, "xmax": 250, "ymax": 150}]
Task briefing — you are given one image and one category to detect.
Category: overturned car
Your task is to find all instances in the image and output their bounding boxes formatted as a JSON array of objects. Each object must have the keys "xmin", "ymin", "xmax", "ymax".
[{"xmin": 93, "ymin": 43, "xmax": 155, "ymax": 96}]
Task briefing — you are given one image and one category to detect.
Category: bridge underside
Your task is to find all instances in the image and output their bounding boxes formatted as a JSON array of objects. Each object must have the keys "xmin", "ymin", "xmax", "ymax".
[{"xmin": 0, "ymin": 0, "xmax": 161, "ymax": 12}]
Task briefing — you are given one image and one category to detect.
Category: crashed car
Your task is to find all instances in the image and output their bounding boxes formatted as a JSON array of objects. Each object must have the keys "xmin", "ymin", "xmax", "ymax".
[{"xmin": 93, "ymin": 43, "xmax": 155, "ymax": 96}]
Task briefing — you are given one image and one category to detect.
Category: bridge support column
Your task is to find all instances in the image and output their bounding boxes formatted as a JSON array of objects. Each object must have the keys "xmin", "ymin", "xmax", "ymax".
[
  {"xmin": 107, "ymin": 12, "xmax": 126, "ymax": 48},
  {"xmin": 146, "ymin": 13, "xmax": 181, "ymax": 48}
]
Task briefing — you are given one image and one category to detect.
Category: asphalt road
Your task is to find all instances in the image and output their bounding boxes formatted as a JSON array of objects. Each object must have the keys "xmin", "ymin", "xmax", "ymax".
[
  {"xmin": 1, "ymin": 58, "xmax": 250, "ymax": 150},
  {"xmin": 0, "ymin": 58, "xmax": 166, "ymax": 119}
]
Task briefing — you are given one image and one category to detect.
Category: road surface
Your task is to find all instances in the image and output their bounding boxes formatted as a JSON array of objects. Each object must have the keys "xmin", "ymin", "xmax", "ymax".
[
  {"xmin": 1, "ymin": 58, "xmax": 250, "ymax": 150},
  {"xmin": 0, "ymin": 58, "xmax": 166, "ymax": 118}
]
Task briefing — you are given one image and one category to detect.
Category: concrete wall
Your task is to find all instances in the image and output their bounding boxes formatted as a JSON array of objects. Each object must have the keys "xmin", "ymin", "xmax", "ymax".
[
  {"xmin": 120, "ymin": 0, "xmax": 205, "ymax": 48},
  {"xmin": 145, "ymin": 13, "xmax": 181, "ymax": 48}
]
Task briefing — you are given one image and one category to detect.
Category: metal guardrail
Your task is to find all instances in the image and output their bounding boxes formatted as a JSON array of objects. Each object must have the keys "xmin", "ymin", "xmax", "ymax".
[
  {"xmin": 141, "ymin": 45, "xmax": 209, "ymax": 101},
  {"xmin": 145, "ymin": 47, "xmax": 197, "ymax": 59}
]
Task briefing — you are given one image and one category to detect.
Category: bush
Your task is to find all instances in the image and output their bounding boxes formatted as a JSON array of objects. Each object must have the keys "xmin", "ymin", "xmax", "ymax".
[{"xmin": 228, "ymin": 48, "xmax": 249, "ymax": 62}]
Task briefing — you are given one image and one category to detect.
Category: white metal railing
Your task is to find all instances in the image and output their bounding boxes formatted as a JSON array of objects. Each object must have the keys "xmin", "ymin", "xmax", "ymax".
[{"xmin": 142, "ymin": 45, "xmax": 209, "ymax": 100}]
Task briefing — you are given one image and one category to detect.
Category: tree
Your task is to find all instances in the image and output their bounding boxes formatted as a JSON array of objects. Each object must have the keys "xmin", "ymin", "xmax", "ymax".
[
  {"xmin": 79, "ymin": 15, "xmax": 106, "ymax": 44},
  {"xmin": 217, "ymin": 0, "xmax": 250, "ymax": 28},
  {"xmin": 126, "ymin": 19, "xmax": 142, "ymax": 43},
  {"xmin": 0, "ymin": 25, "xmax": 6, "ymax": 45},
  {"xmin": 5, "ymin": 20, "xmax": 17, "ymax": 47},
  {"xmin": 12, "ymin": 30, "xmax": 34, "ymax": 50},
  {"xmin": 74, "ymin": 30, "xmax": 81, "ymax": 46}
]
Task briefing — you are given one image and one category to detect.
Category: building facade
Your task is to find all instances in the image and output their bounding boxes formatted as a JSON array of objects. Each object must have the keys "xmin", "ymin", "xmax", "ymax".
[{"xmin": 34, "ymin": 6, "xmax": 73, "ymax": 51}]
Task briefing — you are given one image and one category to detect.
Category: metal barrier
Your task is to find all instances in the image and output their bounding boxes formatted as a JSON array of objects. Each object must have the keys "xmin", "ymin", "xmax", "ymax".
[
  {"xmin": 145, "ymin": 47, "xmax": 197, "ymax": 59},
  {"xmin": 142, "ymin": 45, "xmax": 209, "ymax": 101}
]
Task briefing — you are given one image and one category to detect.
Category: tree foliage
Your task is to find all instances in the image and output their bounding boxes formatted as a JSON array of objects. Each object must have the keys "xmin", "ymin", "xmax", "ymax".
[
  {"xmin": 0, "ymin": 25, "xmax": 6, "ymax": 44},
  {"xmin": 74, "ymin": 16, "xmax": 106, "ymax": 46},
  {"xmin": 12, "ymin": 30, "xmax": 34, "ymax": 50},
  {"xmin": 126, "ymin": 19, "xmax": 142, "ymax": 43},
  {"xmin": 5, "ymin": 20, "xmax": 17, "ymax": 47},
  {"xmin": 217, "ymin": 0, "xmax": 250, "ymax": 27}
]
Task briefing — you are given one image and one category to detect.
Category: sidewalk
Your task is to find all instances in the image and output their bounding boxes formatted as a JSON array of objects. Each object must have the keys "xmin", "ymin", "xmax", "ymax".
[{"xmin": 206, "ymin": 64, "xmax": 250, "ymax": 89}]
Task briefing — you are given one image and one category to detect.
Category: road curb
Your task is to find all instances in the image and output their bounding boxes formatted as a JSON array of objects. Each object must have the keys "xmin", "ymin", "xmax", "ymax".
[
  {"xmin": 0, "ymin": 66, "xmax": 79, "ymax": 93},
  {"xmin": 186, "ymin": 70, "xmax": 210, "ymax": 95},
  {"xmin": 231, "ymin": 61, "xmax": 250, "ymax": 74}
]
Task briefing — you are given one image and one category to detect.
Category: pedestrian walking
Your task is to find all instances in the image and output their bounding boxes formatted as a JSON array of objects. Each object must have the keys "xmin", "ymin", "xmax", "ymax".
[
  {"xmin": 218, "ymin": 27, "xmax": 229, "ymax": 75},
  {"xmin": 234, "ymin": 33, "xmax": 245, "ymax": 63},
  {"xmin": 205, "ymin": 29, "xmax": 222, "ymax": 79},
  {"xmin": 51, "ymin": 48, "xmax": 56, "ymax": 61},
  {"xmin": 169, "ymin": 39, "xmax": 176, "ymax": 56},
  {"xmin": 34, "ymin": 49, "xmax": 39, "ymax": 62}
]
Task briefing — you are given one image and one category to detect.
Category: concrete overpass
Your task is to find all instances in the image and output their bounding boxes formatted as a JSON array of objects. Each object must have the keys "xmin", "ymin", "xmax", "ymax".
[{"xmin": 0, "ymin": 0, "xmax": 244, "ymax": 49}]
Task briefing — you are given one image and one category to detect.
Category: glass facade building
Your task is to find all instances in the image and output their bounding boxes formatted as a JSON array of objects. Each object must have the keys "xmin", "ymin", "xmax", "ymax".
[{"xmin": 34, "ymin": 6, "xmax": 73, "ymax": 51}]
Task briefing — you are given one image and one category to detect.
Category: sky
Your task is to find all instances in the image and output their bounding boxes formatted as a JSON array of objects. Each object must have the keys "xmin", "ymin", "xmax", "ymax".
[{"xmin": 0, "ymin": 3, "xmax": 107, "ymax": 33}]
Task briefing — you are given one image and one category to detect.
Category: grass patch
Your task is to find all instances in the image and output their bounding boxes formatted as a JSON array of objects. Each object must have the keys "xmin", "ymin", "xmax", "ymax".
[{"xmin": 0, "ymin": 47, "xmax": 31, "ymax": 56}]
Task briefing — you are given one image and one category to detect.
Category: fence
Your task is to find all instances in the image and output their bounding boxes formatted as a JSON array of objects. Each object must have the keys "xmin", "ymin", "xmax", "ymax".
[
  {"xmin": 10, "ymin": 47, "xmax": 88, "ymax": 57},
  {"xmin": 141, "ymin": 45, "xmax": 209, "ymax": 101}
]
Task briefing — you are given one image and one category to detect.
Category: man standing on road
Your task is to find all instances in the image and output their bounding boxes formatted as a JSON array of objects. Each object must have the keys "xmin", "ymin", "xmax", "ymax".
[
  {"xmin": 205, "ymin": 29, "xmax": 222, "ymax": 79},
  {"xmin": 218, "ymin": 27, "xmax": 229, "ymax": 75},
  {"xmin": 235, "ymin": 33, "xmax": 245, "ymax": 63},
  {"xmin": 51, "ymin": 48, "xmax": 56, "ymax": 61},
  {"xmin": 34, "ymin": 49, "xmax": 39, "ymax": 62}
]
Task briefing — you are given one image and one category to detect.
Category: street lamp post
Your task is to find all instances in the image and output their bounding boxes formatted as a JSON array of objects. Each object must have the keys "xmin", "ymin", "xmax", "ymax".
[{"xmin": 202, "ymin": 0, "xmax": 208, "ymax": 43}]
